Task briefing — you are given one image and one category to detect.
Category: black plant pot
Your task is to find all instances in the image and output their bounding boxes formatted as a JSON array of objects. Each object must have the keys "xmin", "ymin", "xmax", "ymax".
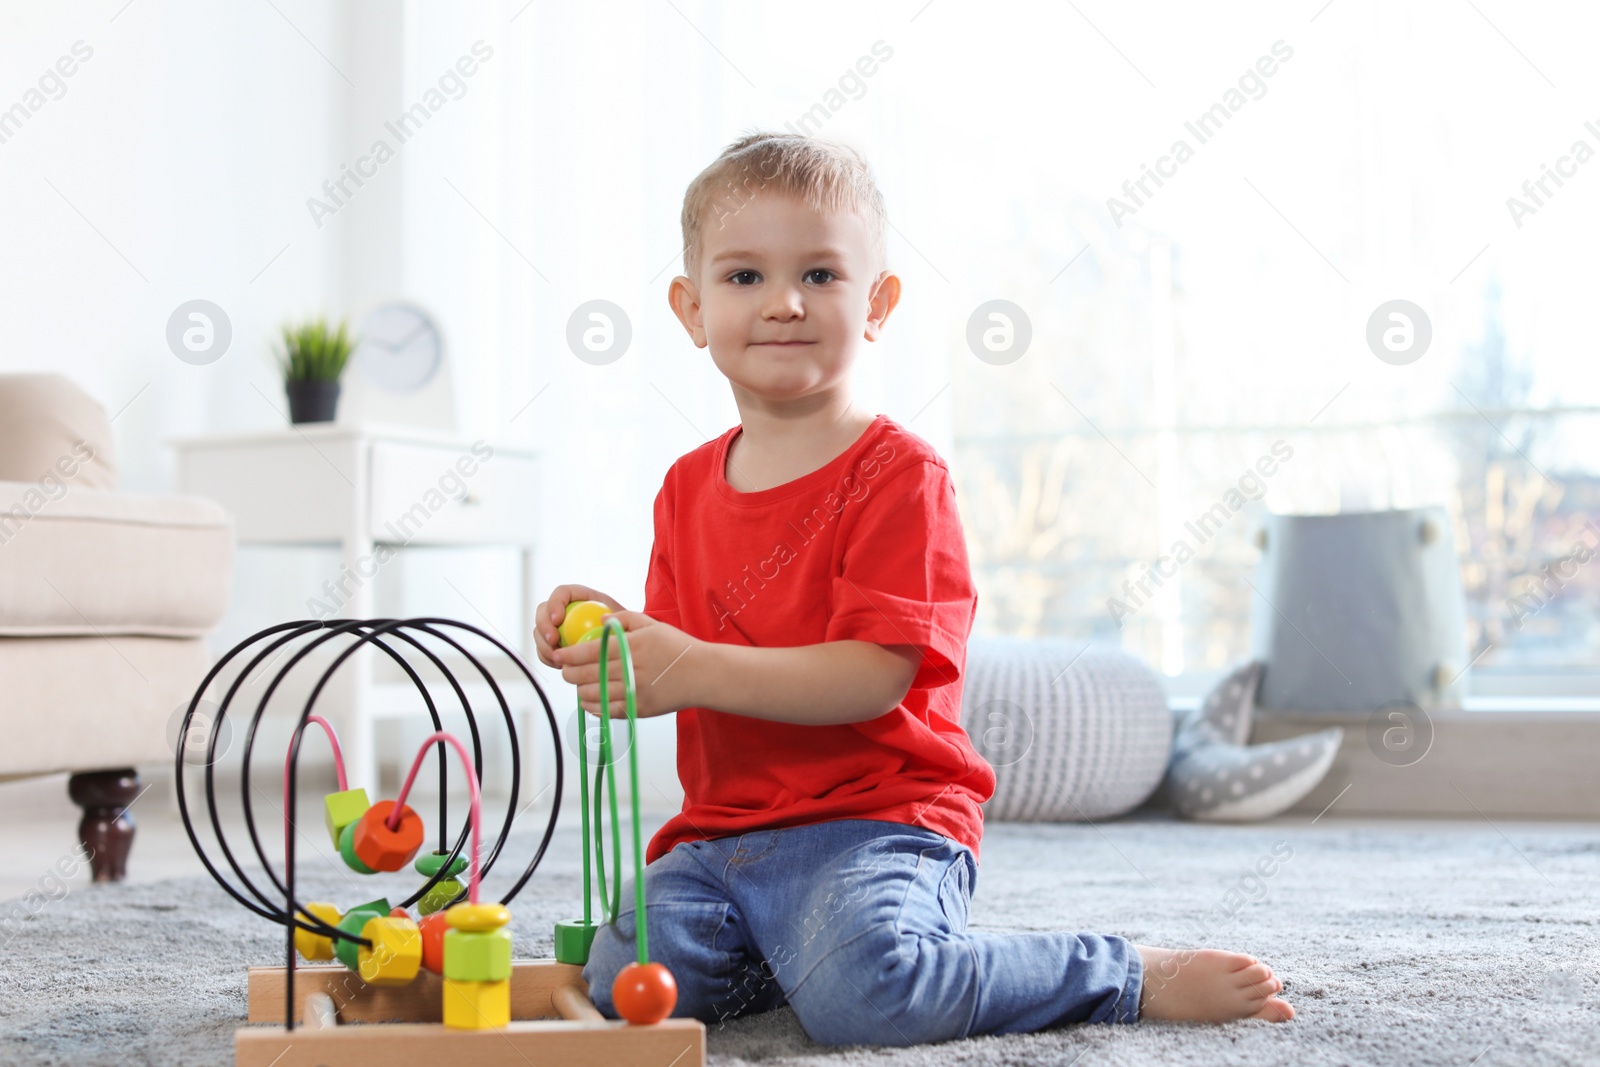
[{"xmin": 285, "ymin": 380, "xmax": 341, "ymax": 424}]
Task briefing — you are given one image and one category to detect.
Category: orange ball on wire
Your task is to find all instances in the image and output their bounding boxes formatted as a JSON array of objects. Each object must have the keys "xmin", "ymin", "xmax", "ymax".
[{"xmin": 613, "ymin": 961, "xmax": 677, "ymax": 1025}]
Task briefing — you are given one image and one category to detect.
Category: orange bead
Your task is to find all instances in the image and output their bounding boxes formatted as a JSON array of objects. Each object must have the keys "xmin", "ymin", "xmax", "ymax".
[
  {"xmin": 613, "ymin": 961, "xmax": 677, "ymax": 1025},
  {"xmin": 419, "ymin": 911, "xmax": 451, "ymax": 975},
  {"xmin": 351, "ymin": 800, "xmax": 424, "ymax": 872}
]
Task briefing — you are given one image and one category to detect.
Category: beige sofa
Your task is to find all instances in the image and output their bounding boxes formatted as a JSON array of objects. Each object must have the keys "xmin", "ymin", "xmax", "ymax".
[{"xmin": 0, "ymin": 374, "xmax": 233, "ymax": 880}]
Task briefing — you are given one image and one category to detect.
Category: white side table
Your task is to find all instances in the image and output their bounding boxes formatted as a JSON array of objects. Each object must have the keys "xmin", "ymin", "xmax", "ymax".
[{"xmin": 169, "ymin": 423, "xmax": 540, "ymax": 796}]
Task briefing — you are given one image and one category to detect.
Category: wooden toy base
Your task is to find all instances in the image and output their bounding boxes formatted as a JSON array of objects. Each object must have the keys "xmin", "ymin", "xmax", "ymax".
[{"xmin": 238, "ymin": 960, "xmax": 706, "ymax": 1067}]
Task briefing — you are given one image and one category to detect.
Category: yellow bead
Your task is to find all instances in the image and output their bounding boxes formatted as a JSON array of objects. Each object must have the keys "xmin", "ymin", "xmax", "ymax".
[
  {"xmin": 358, "ymin": 916, "xmax": 423, "ymax": 987},
  {"xmin": 442, "ymin": 977, "xmax": 510, "ymax": 1030},
  {"xmin": 444, "ymin": 902, "xmax": 511, "ymax": 932},
  {"xmin": 557, "ymin": 600, "xmax": 611, "ymax": 648},
  {"xmin": 293, "ymin": 902, "xmax": 342, "ymax": 961}
]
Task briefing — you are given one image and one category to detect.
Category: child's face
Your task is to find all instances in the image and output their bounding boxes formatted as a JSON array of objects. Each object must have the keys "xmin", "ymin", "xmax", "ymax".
[{"xmin": 669, "ymin": 192, "xmax": 899, "ymax": 409}]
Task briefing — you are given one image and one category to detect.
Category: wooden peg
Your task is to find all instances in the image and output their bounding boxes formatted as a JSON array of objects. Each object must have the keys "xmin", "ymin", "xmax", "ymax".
[
  {"xmin": 303, "ymin": 992, "xmax": 337, "ymax": 1031},
  {"xmin": 552, "ymin": 982, "xmax": 604, "ymax": 1022}
]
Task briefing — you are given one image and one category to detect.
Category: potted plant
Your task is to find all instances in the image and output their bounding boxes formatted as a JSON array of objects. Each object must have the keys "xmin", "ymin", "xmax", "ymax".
[{"xmin": 277, "ymin": 317, "xmax": 354, "ymax": 424}]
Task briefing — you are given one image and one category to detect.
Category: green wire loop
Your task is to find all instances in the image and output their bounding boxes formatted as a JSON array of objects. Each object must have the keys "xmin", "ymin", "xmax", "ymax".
[{"xmin": 575, "ymin": 616, "xmax": 648, "ymax": 966}]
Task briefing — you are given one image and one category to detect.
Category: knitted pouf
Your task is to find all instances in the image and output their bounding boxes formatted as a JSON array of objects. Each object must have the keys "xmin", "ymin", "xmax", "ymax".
[{"xmin": 958, "ymin": 637, "xmax": 1173, "ymax": 821}]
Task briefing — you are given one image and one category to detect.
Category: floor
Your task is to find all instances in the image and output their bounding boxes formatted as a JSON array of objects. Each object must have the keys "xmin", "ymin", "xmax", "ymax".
[{"xmin": 5, "ymin": 779, "xmax": 1598, "ymax": 1066}]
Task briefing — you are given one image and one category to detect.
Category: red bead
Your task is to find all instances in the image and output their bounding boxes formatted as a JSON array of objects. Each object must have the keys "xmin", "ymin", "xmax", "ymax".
[
  {"xmin": 352, "ymin": 800, "xmax": 424, "ymax": 872},
  {"xmin": 419, "ymin": 911, "xmax": 451, "ymax": 975},
  {"xmin": 613, "ymin": 961, "xmax": 677, "ymax": 1025}
]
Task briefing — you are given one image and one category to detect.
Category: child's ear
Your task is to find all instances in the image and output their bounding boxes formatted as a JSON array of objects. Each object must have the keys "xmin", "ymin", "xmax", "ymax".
[
  {"xmin": 668, "ymin": 275, "xmax": 708, "ymax": 348},
  {"xmin": 863, "ymin": 270, "xmax": 901, "ymax": 342}
]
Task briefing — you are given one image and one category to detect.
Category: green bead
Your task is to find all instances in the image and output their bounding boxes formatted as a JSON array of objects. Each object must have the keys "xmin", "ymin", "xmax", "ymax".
[
  {"xmin": 339, "ymin": 820, "xmax": 376, "ymax": 875},
  {"xmin": 553, "ymin": 920, "xmax": 599, "ymax": 966},
  {"xmin": 443, "ymin": 927, "xmax": 512, "ymax": 982},
  {"xmin": 414, "ymin": 850, "xmax": 469, "ymax": 879},
  {"xmin": 334, "ymin": 908, "xmax": 383, "ymax": 971},
  {"xmin": 324, "ymin": 788, "xmax": 370, "ymax": 848},
  {"xmin": 418, "ymin": 878, "xmax": 465, "ymax": 916}
]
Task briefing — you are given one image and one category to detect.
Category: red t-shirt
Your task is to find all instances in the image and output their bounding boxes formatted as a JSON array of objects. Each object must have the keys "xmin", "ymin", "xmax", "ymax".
[{"xmin": 640, "ymin": 412, "xmax": 996, "ymax": 865}]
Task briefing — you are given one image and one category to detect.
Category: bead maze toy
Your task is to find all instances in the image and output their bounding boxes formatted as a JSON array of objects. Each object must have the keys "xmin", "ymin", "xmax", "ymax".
[{"xmin": 175, "ymin": 614, "xmax": 702, "ymax": 1066}]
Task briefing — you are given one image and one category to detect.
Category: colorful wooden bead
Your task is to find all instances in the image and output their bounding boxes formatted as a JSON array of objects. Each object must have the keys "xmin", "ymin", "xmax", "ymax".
[
  {"xmin": 338, "ymin": 820, "xmax": 376, "ymax": 875},
  {"xmin": 419, "ymin": 911, "xmax": 451, "ymax": 975},
  {"xmin": 333, "ymin": 906, "xmax": 385, "ymax": 971},
  {"xmin": 351, "ymin": 800, "xmax": 424, "ymax": 872},
  {"xmin": 442, "ymin": 977, "xmax": 510, "ymax": 1030},
  {"xmin": 444, "ymin": 902, "xmax": 511, "ymax": 933},
  {"xmin": 414, "ymin": 850, "xmax": 469, "ymax": 879},
  {"xmin": 293, "ymin": 901, "xmax": 342, "ymax": 961},
  {"xmin": 358, "ymin": 915, "xmax": 423, "ymax": 986},
  {"xmin": 613, "ymin": 961, "xmax": 678, "ymax": 1025},
  {"xmin": 323, "ymin": 788, "xmax": 370, "ymax": 848},
  {"xmin": 443, "ymin": 927, "xmax": 512, "ymax": 982},
  {"xmin": 389, "ymin": 907, "xmax": 410, "ymax": 918},
  {"xmin": 553, "ymin": 919, "xmax": 599, "ymax": 965},
  {"xmin": 558, "ymin": 599, "xmax": 611, "ymax": 647},
  {"xmin": 419, "ymin": 878, "xmax": 465, "ymax": 916}
]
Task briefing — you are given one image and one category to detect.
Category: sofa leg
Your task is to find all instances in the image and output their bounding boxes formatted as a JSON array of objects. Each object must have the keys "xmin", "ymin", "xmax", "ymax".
[{"xmin": 67, "ymin": 768, "xmax": 141, "ymax": 883}]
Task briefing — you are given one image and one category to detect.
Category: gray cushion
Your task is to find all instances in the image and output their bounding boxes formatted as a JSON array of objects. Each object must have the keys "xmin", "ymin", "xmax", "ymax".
[
  {"xmin": 959, "ymin": 637, "xmax": 1172, "ymax": 821},
  {"xmin": 1167, "ymin": 660, "xmax": 1343, "ymax": 821}
]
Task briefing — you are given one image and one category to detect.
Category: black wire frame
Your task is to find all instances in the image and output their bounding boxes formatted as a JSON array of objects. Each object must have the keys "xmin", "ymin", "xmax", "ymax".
[{"xmin": 173, "ymin": 617, "xmax": 564, "ymax": 1031}]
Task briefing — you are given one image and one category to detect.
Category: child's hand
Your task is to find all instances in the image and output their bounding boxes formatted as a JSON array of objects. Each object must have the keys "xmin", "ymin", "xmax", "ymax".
[
  {"xmin": 553, "ymin": 611, "xmax": 699, "ymax": 720},
  {"xmin": 532, "ymin": 585, "xmax": 626, "ymax": 669}
]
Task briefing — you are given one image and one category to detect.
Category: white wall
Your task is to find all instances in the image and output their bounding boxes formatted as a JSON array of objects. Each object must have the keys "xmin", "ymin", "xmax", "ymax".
[{"xmin": 1, "ymin": 1, "xmax": 343, "ymax": 486}]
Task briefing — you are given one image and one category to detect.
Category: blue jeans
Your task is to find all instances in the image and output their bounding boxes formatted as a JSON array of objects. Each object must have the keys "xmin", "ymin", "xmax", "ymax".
[{"xmin": 581, "ymin": 818, "xmax": 1143, "ymax": 1046}]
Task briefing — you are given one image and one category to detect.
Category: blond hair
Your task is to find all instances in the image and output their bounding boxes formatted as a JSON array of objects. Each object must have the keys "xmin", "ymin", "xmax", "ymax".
[{"xmin": 679, "ymin": 130, "xmax": 887, "ymax": 282}]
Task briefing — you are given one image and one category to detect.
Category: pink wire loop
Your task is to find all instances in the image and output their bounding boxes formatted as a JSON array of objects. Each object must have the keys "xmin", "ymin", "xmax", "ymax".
[
  {"xmin": 308, "ymin": 715, "xmax": 348, "ymax": 791},
  {"xmin": 282, "ymin": 714, "xmax": 349, "ymax": 861},
  {"xmin": 391, "ymin": 732, "xmax": 483, "ymax": 904}
]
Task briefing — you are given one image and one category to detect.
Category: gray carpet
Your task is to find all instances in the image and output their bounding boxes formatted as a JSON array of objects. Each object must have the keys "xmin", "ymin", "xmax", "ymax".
[{"xmin": 3, "ymin": 813, "xmax": 1598, "ymax": 1066}]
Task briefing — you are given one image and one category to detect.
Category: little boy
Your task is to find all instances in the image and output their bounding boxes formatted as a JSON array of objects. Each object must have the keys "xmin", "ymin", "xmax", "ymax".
[{"xmin": 532, "ymin": 131, "xmax": 1294, "ymax": 1046}]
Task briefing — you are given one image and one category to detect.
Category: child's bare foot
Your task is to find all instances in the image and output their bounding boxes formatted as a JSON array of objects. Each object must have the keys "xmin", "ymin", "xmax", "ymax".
[{"xmin": 1134, "ymin": 945, "xmax": 1295, "ymax": 1023}]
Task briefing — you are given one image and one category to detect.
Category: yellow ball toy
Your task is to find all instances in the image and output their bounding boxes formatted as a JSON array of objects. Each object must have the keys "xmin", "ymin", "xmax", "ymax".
[{"xmin": 557, "ymin": 600, "xmax": 611, "ymax": 648}]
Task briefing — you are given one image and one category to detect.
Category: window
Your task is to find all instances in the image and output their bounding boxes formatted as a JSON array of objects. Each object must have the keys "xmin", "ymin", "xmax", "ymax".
[{"xmin": 480, "ymin": 2, "xmax": 1596, "ymax": 703}]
